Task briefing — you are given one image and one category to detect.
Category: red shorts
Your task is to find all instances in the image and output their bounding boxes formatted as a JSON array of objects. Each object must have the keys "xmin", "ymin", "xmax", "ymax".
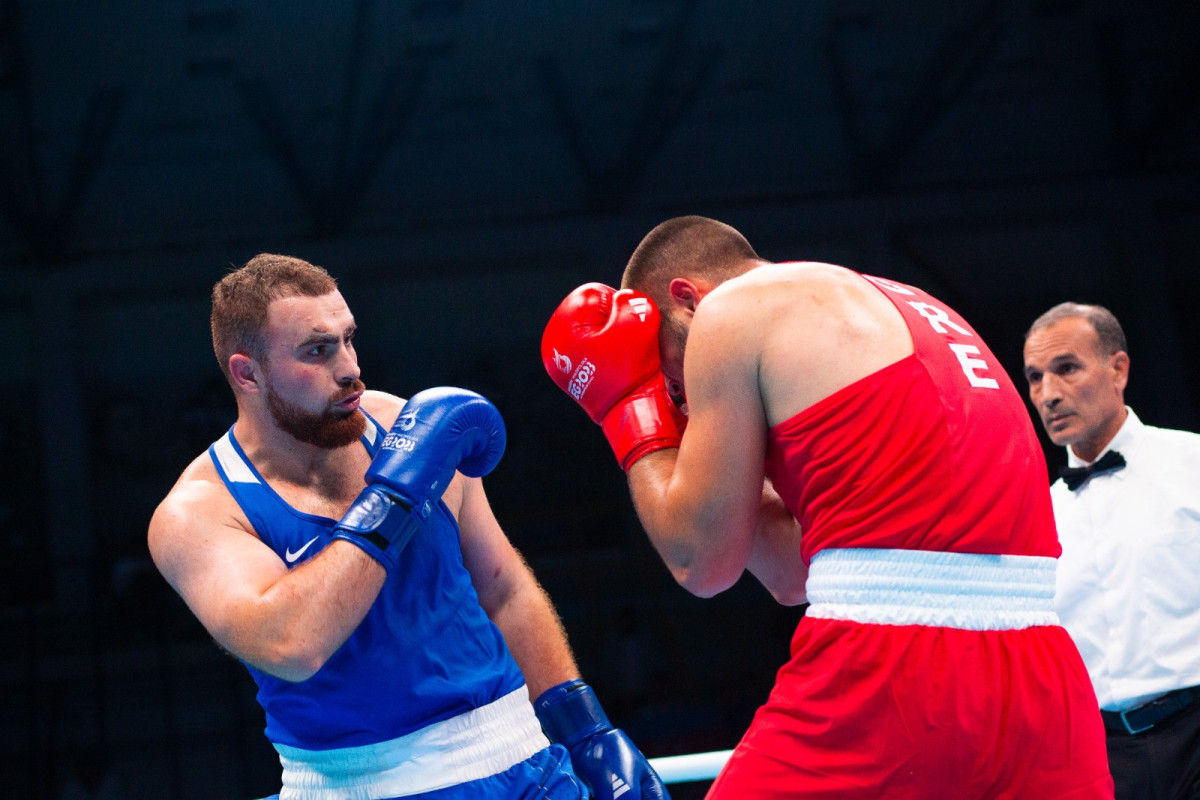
[{"xmin": 707, "ymin": 618, "xmax": 1113, "ymax": 799}]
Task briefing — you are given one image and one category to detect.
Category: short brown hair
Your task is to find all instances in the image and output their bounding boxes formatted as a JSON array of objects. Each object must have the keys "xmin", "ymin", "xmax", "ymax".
[
  {"xmin": 621, "ymin": 216, "xmax": 760, "ymax": 309},
  {"xmin": 211, "ymin": 254, "xmax": 337, "ymax": 381},
  {"xmin": 1025, "ymin": 302, "xmax": 1127, "ymax": 357}
]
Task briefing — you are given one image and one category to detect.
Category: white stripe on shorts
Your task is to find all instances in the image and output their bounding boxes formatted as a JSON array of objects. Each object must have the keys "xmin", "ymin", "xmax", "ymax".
[
  {"xmin": 804, "ymin": 548, "xmax": 1060, "ymax": 630},
  {"xmin": 276, "ymin": 686, "xmax": 550, "ymax": 799}
]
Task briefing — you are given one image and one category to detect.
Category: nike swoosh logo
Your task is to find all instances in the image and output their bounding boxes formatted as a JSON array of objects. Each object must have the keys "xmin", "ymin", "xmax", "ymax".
[{"xmin": 285, "ymin": 537, "xmax": 320, "ymax": 563}]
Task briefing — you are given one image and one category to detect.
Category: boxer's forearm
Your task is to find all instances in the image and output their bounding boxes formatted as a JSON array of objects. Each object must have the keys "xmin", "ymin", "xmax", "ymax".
[{"xmin": 745, "ymin": 483, "xmax": 808, "ymax": 605}]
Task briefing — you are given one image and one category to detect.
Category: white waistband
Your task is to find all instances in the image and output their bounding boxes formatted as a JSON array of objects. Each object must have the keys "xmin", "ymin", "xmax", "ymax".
[
  {"xmin": 276, "ymin": 686, "xmax": 550, "ymax": 799},
  {"xmin": 804, "ymin": 548, "xmax": 1060, "ymax": 630}
]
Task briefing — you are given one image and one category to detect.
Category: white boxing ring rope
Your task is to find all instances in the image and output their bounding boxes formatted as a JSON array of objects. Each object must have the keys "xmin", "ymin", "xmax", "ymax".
[{"xmin": 648, "ymin": 749, "xmax": 734, "ymax": 784}]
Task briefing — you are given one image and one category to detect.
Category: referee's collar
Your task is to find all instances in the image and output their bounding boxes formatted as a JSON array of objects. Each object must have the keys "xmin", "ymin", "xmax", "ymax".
[{"xmin": 1065, "ymin": 406, "xmax": 1140, "ymax": 469}]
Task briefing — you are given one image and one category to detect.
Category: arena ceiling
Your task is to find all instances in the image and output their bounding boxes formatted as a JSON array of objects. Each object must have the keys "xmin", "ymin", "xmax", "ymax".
[{"xmin": 1, "ymin": 0, "xmax": 1197, "ymax": 270}]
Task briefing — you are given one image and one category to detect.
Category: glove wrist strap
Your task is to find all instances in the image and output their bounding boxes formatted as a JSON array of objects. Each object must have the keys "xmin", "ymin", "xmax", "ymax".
[
  {"xmin": 533, "ymin": 679, "xmax": 612, "ymax": 748},
  {"xmin": 601, "ymin": 382, "xmax": 684, "ymax": 472},
  {"xmin": 331, "ymin": 485, "xmax": 417, "ymax": 572}
]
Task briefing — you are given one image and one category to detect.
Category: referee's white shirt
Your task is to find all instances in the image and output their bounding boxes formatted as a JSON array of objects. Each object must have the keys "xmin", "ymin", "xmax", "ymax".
[{"xmin": 1051, "ymin": 407, "xmax": 1200, "ymax": 712}]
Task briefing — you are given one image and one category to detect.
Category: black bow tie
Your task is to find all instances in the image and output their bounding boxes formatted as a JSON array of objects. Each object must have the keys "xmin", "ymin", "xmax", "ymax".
[{"xmin": 1060, "ymin": 450, "xmax": 1126, "ymax": 491}]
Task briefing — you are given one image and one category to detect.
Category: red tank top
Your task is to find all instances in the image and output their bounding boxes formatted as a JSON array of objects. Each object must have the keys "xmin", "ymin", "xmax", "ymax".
[{"xmin": 764, "ymin": 272, "xmax": 1059, "ymax": 562}]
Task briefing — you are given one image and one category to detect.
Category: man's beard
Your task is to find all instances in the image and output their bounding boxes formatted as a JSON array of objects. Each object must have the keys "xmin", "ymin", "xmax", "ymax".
[{"xmin": 266, "ymin": 378, "xmax": 367, "ymax": 449}]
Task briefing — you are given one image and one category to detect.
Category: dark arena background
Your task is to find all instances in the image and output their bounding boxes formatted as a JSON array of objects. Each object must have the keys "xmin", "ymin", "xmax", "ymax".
[{"xmin": 2, "ymin": 2, "xmax": 1198, "ymax": 798}]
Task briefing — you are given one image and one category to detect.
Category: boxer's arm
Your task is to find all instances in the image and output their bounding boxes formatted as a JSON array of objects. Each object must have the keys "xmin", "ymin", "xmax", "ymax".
[
  {"xmin": 148, "ymin": 475, "xmax": 385, "ymax": 682},
  {"xmin": 456, "ymin": 447, "xmax": 671, "ymax": 798},
  {"xmin": 148, "ymin": 388, "xmax": 504, "ymax": 683},
  {"xmin": 627, "ymin": 286, "xmax": 774, "ymax": 599},
  {"xmin": 745, "ymin": 481, "xmax": 808, "ymax": 605},
  {"xmin": 457, "ymin": 474, "xmax": 579, "ymax": 697}
]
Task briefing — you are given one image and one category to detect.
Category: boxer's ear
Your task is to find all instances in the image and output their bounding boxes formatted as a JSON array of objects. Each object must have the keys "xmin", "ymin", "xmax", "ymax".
[
  {"xmin": 669, "ymin": 278, "xmax": 701, "ymax": 312},
  {"xmin": 229, "ymin": 353, "xmax": 261, "ymax": 393}
]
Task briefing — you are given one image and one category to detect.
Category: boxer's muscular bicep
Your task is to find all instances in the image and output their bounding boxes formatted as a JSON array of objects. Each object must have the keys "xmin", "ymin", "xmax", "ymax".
[
  {"xmin": 684, "ymin": 297, "xmax": 771, "ymax": 538},
  {"xmin": 149, "ymin": 481, "xmax": 288, "ymax": 655},
  {"xmin": 152, "ymin": 478, "xmax": 388, "ymax": 681},
  {"xmin": 630, "ymin": 289, "xmax": 768, "ymax": 596},
  {"xmin": 456, "ymin": 475, "xmax": 519, "ymax": 610}
]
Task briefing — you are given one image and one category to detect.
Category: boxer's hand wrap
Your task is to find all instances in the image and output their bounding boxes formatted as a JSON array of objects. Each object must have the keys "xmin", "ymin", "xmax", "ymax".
[
  {"xmin": 535, "ymin": 680, "xmax": 671, "ymax": 800},
  {"xmin": 542, "ymin": 283, "xmax": 686, "ymax": 471},
  {"xmin": 332, "ymin": 387, "xmax": 506, "ymax": 571}
]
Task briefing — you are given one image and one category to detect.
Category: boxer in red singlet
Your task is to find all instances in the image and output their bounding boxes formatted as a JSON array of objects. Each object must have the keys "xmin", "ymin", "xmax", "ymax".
[{"xmin": 541, "ymin": 216, "xmax": 1114, "ymax": 798}]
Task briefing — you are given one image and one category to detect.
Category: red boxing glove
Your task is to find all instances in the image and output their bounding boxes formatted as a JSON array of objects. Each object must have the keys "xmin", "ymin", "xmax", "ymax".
[{"xmin": 542, "ymin": 283, "xmax": 686, "ymax": 471}]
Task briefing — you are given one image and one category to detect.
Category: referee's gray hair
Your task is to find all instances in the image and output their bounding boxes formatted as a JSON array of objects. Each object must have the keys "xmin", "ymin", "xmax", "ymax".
[{"xmin": 1026, "ymin": 302, "xmax": 1127, "ymax": 356}]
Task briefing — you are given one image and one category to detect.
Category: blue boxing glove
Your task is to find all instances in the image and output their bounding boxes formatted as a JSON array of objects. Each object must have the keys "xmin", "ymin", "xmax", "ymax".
[
  {"xmin": 332, "ymin": 387, "xmax": 506, "ymax": 571},
  {"xmin": 535, "ymin": 680, "xmax": 671, "ymax": 800}
]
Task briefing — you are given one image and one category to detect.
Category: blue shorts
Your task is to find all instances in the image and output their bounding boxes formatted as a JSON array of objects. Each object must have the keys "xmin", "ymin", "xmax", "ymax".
[{"xmin": 258, "ymin": 744, "xmax": 588, "ymax": 800}]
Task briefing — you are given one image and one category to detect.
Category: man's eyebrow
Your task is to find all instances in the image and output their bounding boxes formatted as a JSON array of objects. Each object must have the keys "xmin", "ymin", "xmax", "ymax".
[
  {"xmin": 1029, "ymin": 352, "xmax": 1079, "ymax": 372},
  {"xmin": 298, "ymin": 324, "xmax": 356, "ymax": 347},
  {"xmin": 297, "ymin": 330, "xmax": 341, "ymax": 348},
  {"xmin": 1026, "ymin": 349, "xmax": 1068, "ymax": 369}
]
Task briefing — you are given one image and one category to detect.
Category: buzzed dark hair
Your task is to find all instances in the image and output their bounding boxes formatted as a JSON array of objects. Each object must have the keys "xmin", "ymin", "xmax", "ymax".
[
  {"xmin": 211, "ymin": 253, "xmax": 338, "ymax": 382},
  {"xmin": 621, "ymin": 216, "xmax": 760, "ymax": 309},
  {"xmin": 1026, "ymin": 302, "xmax": 1127, "ymax": 357}
]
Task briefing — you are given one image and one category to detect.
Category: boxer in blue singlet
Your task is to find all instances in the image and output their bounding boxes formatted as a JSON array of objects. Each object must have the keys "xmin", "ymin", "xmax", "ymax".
[{"xmin": 148, "ymin": 254, "xmax": 669, "ymax": 799}]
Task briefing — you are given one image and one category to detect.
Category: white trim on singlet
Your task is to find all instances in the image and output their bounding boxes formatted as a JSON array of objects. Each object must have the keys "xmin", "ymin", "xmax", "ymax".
[
  {"xmin": 212, "ymin": 432, "xmax": 259, "ymax": 484},
  {"xmin": 804, "ymin": 548, "xmax": 1060, "ymax": 630},
  {"xmin": 275, "ymin": 686, "xmax": 550, "ymax": 799}
]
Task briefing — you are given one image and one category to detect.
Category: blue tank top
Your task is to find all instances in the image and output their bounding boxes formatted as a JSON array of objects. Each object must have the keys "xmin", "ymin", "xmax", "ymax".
[{"xmin": 208, "ymin": 412, "xmax": 526, "ymax": 750}]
